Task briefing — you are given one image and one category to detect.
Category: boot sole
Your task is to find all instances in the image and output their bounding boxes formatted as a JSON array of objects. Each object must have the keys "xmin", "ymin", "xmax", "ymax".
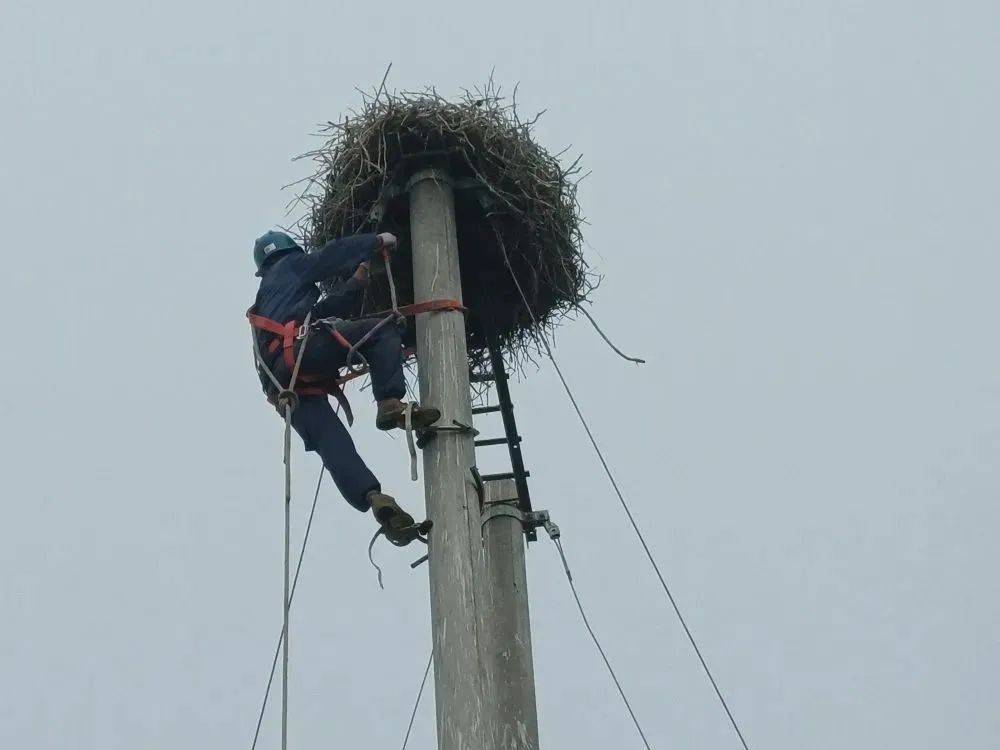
[{"xmin": 377, "ymin": 408, "xmax": 441, "ymax": 432}]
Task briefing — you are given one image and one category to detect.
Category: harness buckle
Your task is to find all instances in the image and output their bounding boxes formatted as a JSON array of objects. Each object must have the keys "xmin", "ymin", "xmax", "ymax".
[{"xmin": 306, "ymin": 316, "xmax": 344, "ymax": 339}]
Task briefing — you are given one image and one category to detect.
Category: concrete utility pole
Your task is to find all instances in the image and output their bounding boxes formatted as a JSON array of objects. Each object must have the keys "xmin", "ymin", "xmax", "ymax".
[
  {"xmin": 408, "ymin": 167, "xmax": 540, "ymax": 749},
  {"xmin": 482, "ymin": 479, "xmax": 540, "ymax": 748},
  {"xmin": 409, "ymin": 167, "xmax": 490, "ymax": 748}
]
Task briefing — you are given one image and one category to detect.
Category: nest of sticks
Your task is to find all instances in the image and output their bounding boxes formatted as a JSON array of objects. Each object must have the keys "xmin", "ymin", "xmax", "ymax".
[{"xmin": 292, "ymin": 81, "xmax": 595, "ymax": 376}]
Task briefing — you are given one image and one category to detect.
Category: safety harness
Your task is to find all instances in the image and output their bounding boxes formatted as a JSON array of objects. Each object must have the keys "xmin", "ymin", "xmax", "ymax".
[
  {"xmin": 248, "ymin": 244, "xmax": 465, "ymax": 428},
  {"xmin": 245, "ymin": 309, "xmax": 356, "ymax": 418}
]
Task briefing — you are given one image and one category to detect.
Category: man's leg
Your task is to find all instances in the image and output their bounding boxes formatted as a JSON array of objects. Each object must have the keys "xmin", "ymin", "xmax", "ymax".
[
  {"xmin": 301, "ymin": 318, "xmax": 438, "ymax": 430},
  {"xmin": 336, "ymin": 318, "xmax": 407, "ymax": 401},
  {"xmin": 289, "ymin": 395, "xmax": 378, "ymax": 512},
  {"xmin": 337, "ymin": 318, "xmax": 441, "ymax": 430}
]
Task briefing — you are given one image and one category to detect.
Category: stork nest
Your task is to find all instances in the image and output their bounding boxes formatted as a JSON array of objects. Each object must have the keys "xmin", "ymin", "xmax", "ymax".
[{"xmin": 291, "ymin": 82, "xmax": 595, "ymax": 376}]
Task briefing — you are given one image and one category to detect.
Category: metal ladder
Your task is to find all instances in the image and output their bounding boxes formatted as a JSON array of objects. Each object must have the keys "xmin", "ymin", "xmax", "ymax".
[{"xmin": 470, "ymin": 340, "xmax": 537, "ymax": 540}]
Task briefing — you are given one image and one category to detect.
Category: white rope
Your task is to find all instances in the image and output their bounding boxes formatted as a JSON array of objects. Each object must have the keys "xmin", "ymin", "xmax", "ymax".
[
  {"xmin": 250, "ymin": 468, "xmax": 325, "ymax": 750},
  {"xmin": 281, "ymin": 403, "xmax": 291, "ymax": 750},
  {"xmin": 287, "ymin": 310, "xmax": 312, "ymax": 392},
  {"xmin": 247, "ymin": 309, "xmax": 315, "ymax": 750},
  {"xmin": 278, "ymin": 310, "xmax": 311, "ymax": 750},
  {"xmin": 250, "ymin": 327, "xmax": 283, "ymax": 392},
  {"xmin": 405, "ymin": 402, "xmax": 418, "ymax": 481}
]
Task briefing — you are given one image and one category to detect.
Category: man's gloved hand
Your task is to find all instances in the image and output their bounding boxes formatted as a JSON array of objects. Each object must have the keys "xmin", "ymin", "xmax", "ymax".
[{"xmin": 376, "ymin": 232, "xmax": 397, "ymax": 253}]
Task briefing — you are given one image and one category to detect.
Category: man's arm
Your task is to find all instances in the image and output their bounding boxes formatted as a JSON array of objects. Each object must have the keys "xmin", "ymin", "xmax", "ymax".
[
  {"xmin": 297, "ymin": 233, "xmax": 380, "ymax": 284},
  {"xmin": 311, "ymin": 274, "xmax": 366, "ymax": 320}
]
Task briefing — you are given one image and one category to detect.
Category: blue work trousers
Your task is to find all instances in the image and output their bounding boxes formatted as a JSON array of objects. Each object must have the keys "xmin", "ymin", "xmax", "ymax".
[{"xmin": 289, "ymin": 318, "xmax": 407, "ymax": 511}]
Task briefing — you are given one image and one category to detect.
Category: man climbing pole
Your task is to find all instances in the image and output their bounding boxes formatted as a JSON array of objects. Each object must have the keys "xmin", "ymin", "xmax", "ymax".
[{"xmin": 247, "ymin": 230, "xmax": 440, "ymax": 544}]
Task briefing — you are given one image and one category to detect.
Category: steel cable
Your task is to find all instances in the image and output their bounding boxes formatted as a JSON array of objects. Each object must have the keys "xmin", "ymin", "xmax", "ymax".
[
  {"xmin": 553, "ymin": 537, "xmax": 652, "ymax": 749},
  {"xmin": 495, "ymin": 228, "xmax": 751, "ymax": 750},
  {"xmin": 250, "ymin": 467, "xmax": 325, "ymax": 750},
  {"xmin": 400, "ymin": 649, "xmax": 434, "ymax": 750},
  {"xmin": 541, "ymin": 342, "xmax": 751, "ymax": 750}
]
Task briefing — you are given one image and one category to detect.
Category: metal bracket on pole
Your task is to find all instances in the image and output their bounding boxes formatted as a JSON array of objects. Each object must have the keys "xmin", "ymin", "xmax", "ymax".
[
  {"xmin": 469, "ymin": 466, "xmax": 486, "ymax": 511},
  {"xmin": 415, "ymin": 419, "xmax": 479, "ymax": 449},
  {"xmin": 409, "ymin": 531, "xmax": 431, "ymax": 570},
  {"xmin": 481, "ymin": 503, "xmax": 560, "ymax": 540}
]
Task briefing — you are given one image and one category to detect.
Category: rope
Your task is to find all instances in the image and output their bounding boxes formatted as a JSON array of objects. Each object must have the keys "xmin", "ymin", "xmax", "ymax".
[
  {"xmin": 275, "ymin": 314, "xmax": 314, "ymax": 750},
  {"xmin": 248, "ymin": 309, "xmax": 311, "ymax": 408},
  {"xmin": 249, "ymin": 326, "xmax": 283, "ymax": 393},
  {"xmin": 552, "ymin": 537, "xmax": 652, "ymax": 749},
  {"xmin": 382, "ymin": 246, "xmax": 402, "ymax": 315},
  {"xmin": 404, "ymin": 401, "xmax": 418, "ymax": 481},
  {"xmin": 341, "ymin": 248, "xmax": 403, "ymax": 372},
  {"xmin": 316, "ymin": 250, "xmax": 406, "ymax": 375},
  {"xmin": 344, "ymin": 318, "xmax": 378, "ymax": 375},
  {"xmin": 400, "ymin": 649, "xmax": 434, "ymax": 750},
  {"xmin": 545, "ymin": 340, "xmax": 751, "ymax": 750},
  {"xmin": 280, "ymin": 403, "xmax": 292, "ymax": 750},
  {"xmin": 577, "ymin": 306, "xmax": 646, "ymax": 365},
  {"xmin": 250, "ymin": 467, "xmax": 325, "ymax": 750},
  {"xmin": 367, "ymin": 528, "xmax": 385, "ymax": 590},
  {"xmin": 288, "ymin": 311, "xmax": 312, "ymax": 392},
  {"xmin": 255, "ymin": 307, "xmax": 315, "ymax": 750},
  {"xmin": 494, "ymin": 226, "xmax": 751, "ymax": 750},
  {"xmin": 244, "ymin": 247, "xmax": 433, "ymax": 747},
  {"xmin": 247, "ymin": 307, "xmax": 315, "ymax": 750}
]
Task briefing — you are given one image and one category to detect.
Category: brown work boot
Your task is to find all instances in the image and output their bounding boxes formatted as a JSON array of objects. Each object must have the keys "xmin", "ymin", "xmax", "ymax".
[
  {"xmin": 367, "ymin": 491, "xmax": 419, "ymax": 545},
  {"xmin": 376, "ymin": 398, "xmax": 441, "ymax": 432}
]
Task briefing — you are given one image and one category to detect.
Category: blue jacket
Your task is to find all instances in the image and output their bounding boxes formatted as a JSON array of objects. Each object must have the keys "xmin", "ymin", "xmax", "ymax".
[{"xmin": 251, "ymin": 233, "xmax": 378, "ymax": 377}]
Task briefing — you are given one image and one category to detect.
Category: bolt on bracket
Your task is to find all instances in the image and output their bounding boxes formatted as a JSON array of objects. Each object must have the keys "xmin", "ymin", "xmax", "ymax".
[{"xmin": 481, "ymin": 503, "xmax": 560, "ymax": 540}]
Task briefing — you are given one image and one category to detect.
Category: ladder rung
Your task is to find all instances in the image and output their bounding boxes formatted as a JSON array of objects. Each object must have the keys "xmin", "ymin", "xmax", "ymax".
[
  {"xmin": 475, "ymin": 436, "xmax": 519, "ymax": 448},
  {"xmin": 471, "ymin": 405, "xmax": 501, "ymax": 415},
  {"xmin": 480, "ymin": 471, "xmax": 530, "ymax": 482},
  {"xmin": 470, "ymin": 372, "xmax": 507, "ymax": 383}
]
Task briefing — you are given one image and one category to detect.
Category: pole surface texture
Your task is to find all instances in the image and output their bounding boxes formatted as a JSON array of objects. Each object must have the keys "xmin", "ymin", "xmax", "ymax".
[
  {"xmin": 409, "ymin": 168, "xmax": 489, "ymax": 749},
  {"xmin": 482, "ymin": 479, "xmax": 540, "ymax": 749}
]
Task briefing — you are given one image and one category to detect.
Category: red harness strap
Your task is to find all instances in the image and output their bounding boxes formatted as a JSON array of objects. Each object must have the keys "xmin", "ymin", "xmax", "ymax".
[
  {"xmin": 248, "ymin": 309, "xmax": 355, "ymax": 422},
  {"xmin": 247, "ymin": 312, "xmax": 299, "ymax": 371},
  {"xmin": 298, "ymin": 373, "xmax": 355, "ymax": 424},
  {"xmin": 249, "ymin": 299, "xmax": 464, "ymax": 364}
]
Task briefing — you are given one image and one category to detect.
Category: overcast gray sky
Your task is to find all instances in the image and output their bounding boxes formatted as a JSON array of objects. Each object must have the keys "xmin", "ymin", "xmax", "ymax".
[{"xmin": 2, "ymin": 1, "xmax": 998, "ymax": 748}]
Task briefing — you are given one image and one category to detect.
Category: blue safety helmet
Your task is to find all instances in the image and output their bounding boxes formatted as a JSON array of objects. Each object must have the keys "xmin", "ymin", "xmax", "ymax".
[{"xmin": 253, "ymin": 231, "xmax": 303, "ymax": 276}]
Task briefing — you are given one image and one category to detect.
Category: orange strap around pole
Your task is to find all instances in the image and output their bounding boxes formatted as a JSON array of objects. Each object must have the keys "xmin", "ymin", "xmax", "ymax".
[
  {"xmin": 360, "ymin": 299, "xmax": 466, "ymax": 319},
  {"xmin": 398, "ymin": 299, "xmax": 466, "ymax": 316}
]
